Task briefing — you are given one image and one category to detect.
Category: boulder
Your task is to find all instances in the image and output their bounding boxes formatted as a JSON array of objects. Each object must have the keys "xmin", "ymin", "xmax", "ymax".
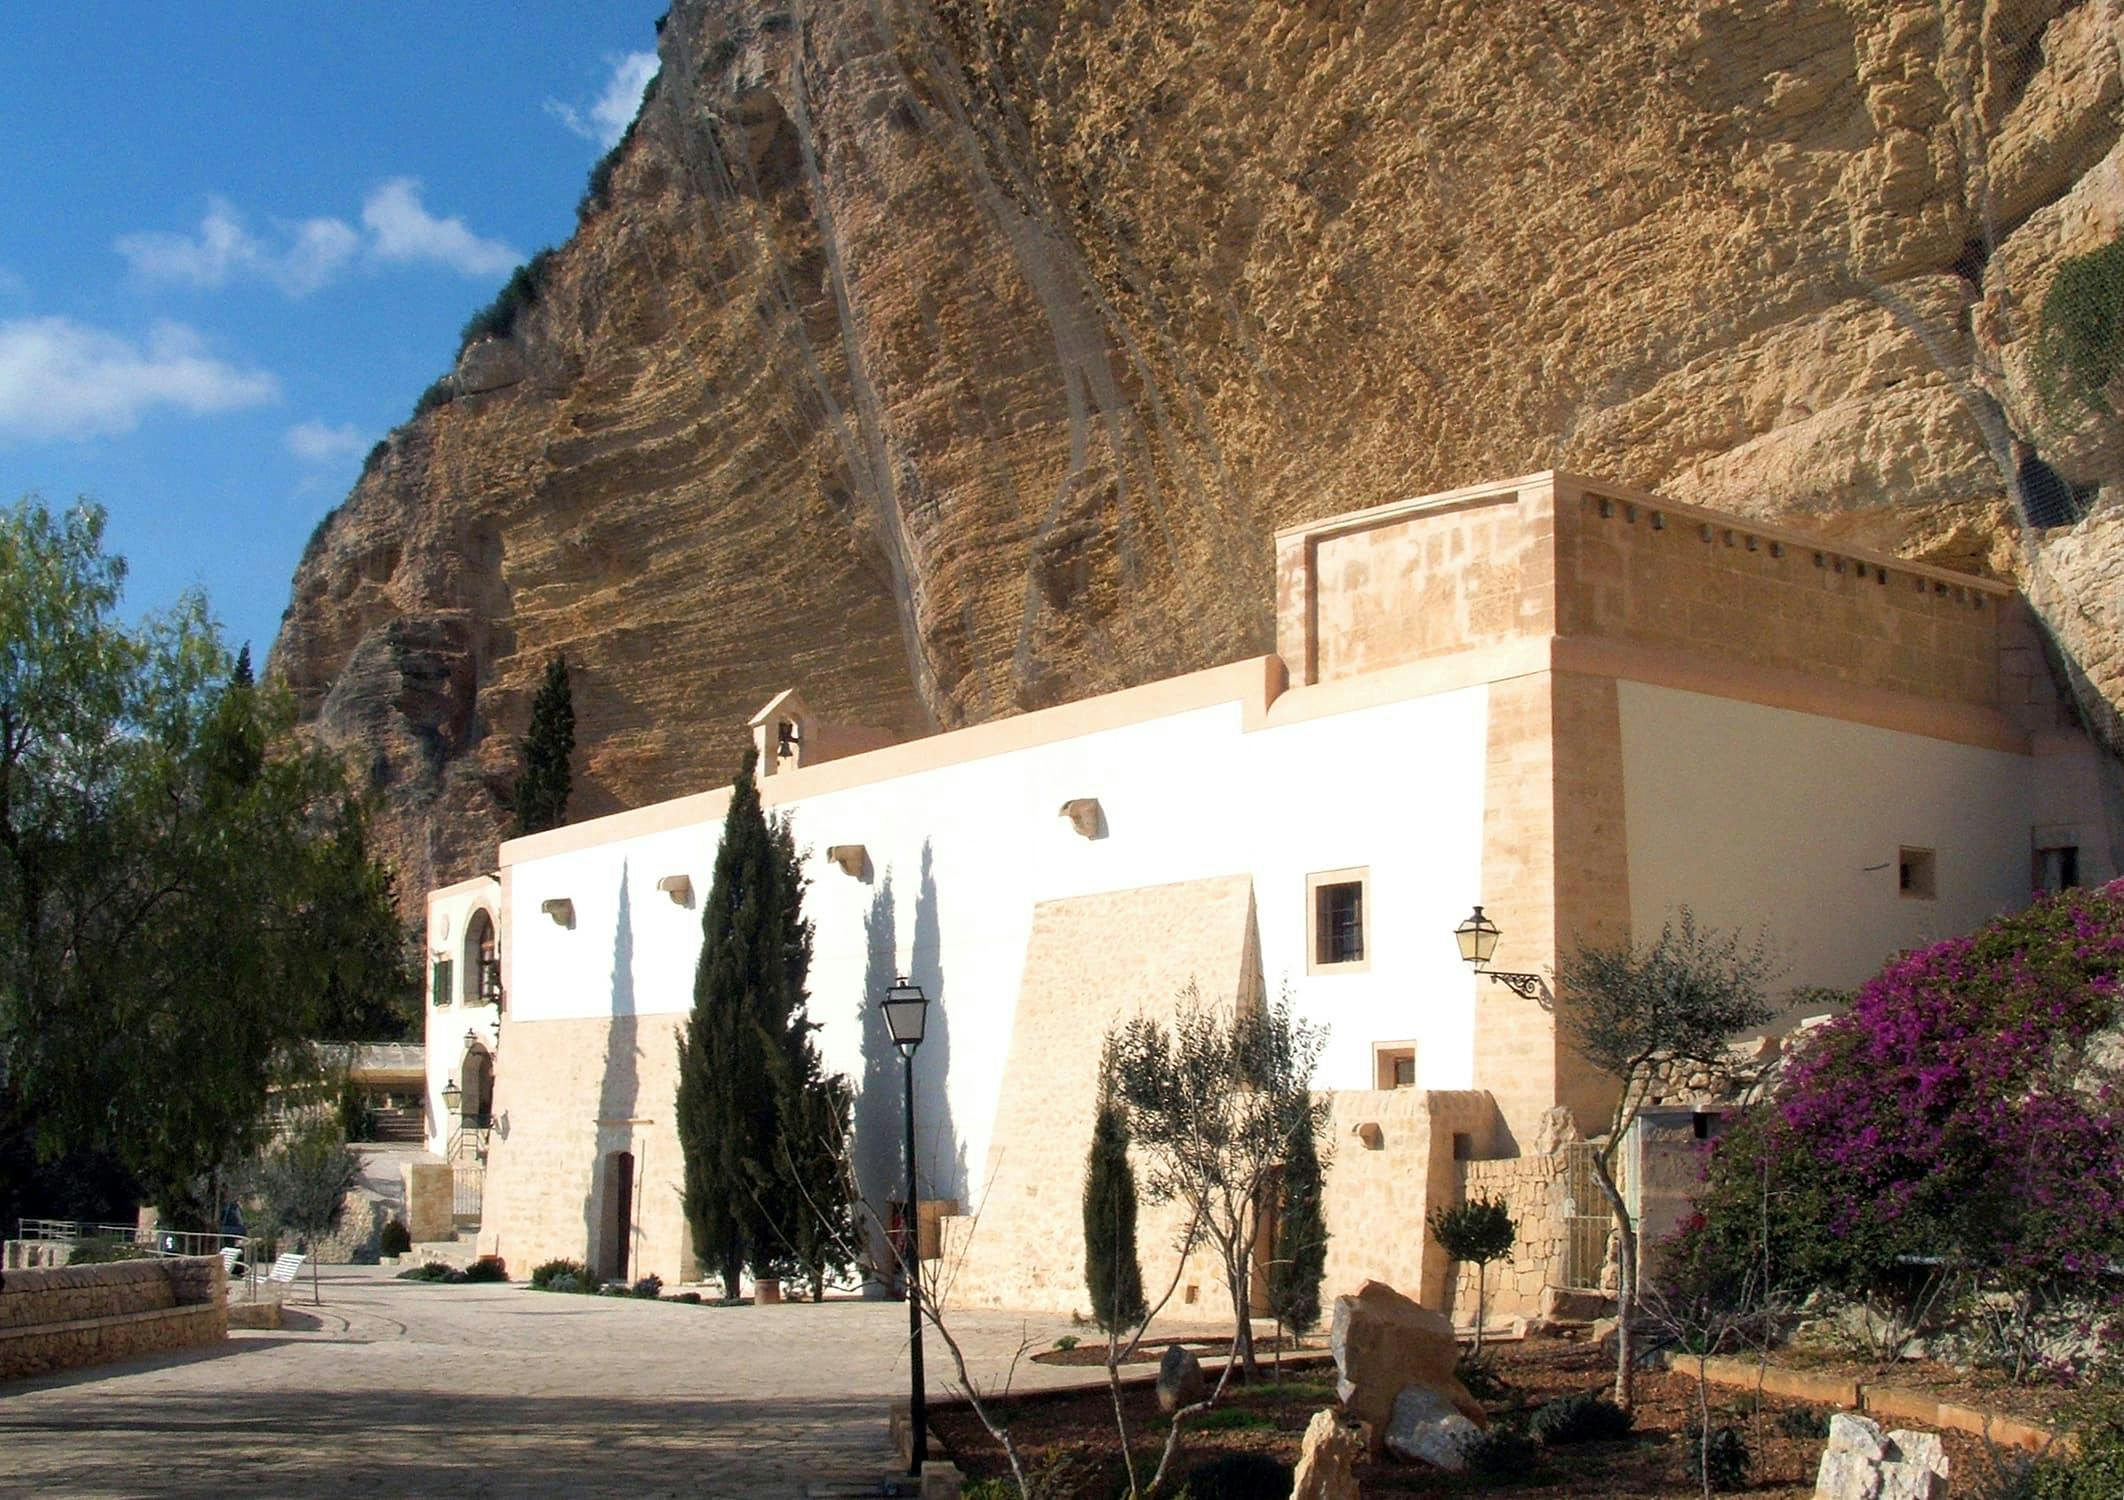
[
  {"xmin": 1156, "ymin": 1343, "xmax": 1206, "ymax": 1413},
  {"xmin": 1329, "ymin": 1280, "xmax": 1487, "ymax": 1450},
  {"xmin": 1815, "ymin": 1415, "xmax": 1948, "ymax": 1500},
  {"xmin": 1383, "ymin": 1384, "xmax": 1481, "ymax": 1470},
  {"xmin": 1290, "ymin": 1408, "xmax": 1368, "ymax": 1500}
]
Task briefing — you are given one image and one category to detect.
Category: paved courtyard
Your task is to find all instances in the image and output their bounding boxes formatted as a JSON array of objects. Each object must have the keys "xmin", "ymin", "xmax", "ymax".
[{"xmin": 0, "ymin": 1265, "xmax": 1119, "ymax": 1499}]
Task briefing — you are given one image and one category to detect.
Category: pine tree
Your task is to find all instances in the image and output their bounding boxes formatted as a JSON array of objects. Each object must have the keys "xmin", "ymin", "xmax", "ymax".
[
  {"xmin": 511, "ymin": 653, "xmax": 574, "ymax": 836},
  {"xmin": 1082, "ymin": 1095, "xmax": 1147, "ymax": 1334},
  {"xmin": 1267, "ymin": 1104, "xmax": 1329, "ymax": 1341}
]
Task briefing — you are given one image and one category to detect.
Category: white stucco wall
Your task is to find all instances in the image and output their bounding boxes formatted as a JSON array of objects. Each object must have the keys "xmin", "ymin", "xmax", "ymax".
[
  {"xmin": 501, "ymin": 682, "xmax": 1493, "ymax": 1200},
  {"xmin": 1618, "ymin": 681, "xmax": 2036, "ymax": 995},
  {"xmin": 422, "ymin": 879, "xmax": 504, "ymax": 1158}
]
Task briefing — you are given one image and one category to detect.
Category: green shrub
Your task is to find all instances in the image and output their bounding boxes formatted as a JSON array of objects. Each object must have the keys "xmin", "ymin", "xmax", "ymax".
[
  {"xmin": 2035, "ymin": 238, "xmax": 2124, "ymax": 417},
  {"xmin": 396, "ymin": 1262, "xmax": 467, "ymax": 1283},
  {"xmin": 1052, "ymin": 1333, "xmax": 1079, "ymax": 1352},
  {"xmin": 1775, "ymin": 1406, "xmax": 1824, "ymax": 1440},
  {"xmin": 67, "ymin": 1238, "xmax": 150, "ymax": 1265},
  {"xmin": 411, "ymin": 377, "xmax": 454, "ymax": 419},
  {"xmin": 378, "ymin": 1220, "xmax": 411, "ymax": 1256},
  {"xmin": 1179, "ymin": 1452, "xmax": 1294, "ymax": 1498},
  {"xmin": 529, "ymin": 1257, "xmax": 589, "ymax": 1290},
  {"xmin": 673, "ymin": 1291, "xmax": 702, "ymax": 1304},
  {"xmin": 631, "ymin": 1273, "xmax": 663, "ymax": 1299},
  {"xmin": 1528, "ymin": 1392, "xmax": 1634, "ymax": 1446},
  {"xmin": 459, "ymin": 249, "xmax": 556, "ymax": 352},
  {"xmin": 546, "ymin": 1272, "xmax": 582, "ymax": 1293},
  {"xmin": 1685, "ymin": 1423, "xmax": 1751, "ymax": 1491},
  {"xmin": 1461, "ymin": 1422, "xmax": 1539, "ymax": 1481},
  {"xmin": 1980, "ymin": 1382, "xmax": 2124, "ymax": 1499},
  {"xmin": 1456, "ymin": 1350, "xmax": 1512, "ymax": 1403},
  {"xmin": 464, "ymin": 1257, "xmax": 508, "ymax": 1283}
]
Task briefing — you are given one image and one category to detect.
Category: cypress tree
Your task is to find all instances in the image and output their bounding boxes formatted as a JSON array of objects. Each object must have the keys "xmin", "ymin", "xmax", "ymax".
[
  {"xmin": 511, "ymin": 653, "xmax": 574, "ymax": 836},
  {"xmin": 675, "ymin": 750, "xmax": 830, "ymax": 1297},
  {"xmin": 1082, "ymin": 1096, "xmax": 1147, "ymax": 1334},
  {"xmin": 1267, "ymin": 1108, "xmax": 1329, "ymax": 1339}
]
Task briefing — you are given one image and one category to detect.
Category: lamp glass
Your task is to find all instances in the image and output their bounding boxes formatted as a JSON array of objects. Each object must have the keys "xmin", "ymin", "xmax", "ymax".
[
  {"xmin": 882, "ymin": 977, "xmax": 928, "ymax": 1048},
  {"xmin": 441, "ymin": 1078, "xmax": 462, "ymax": 1114},
  {"xmin": 1455, "ymin": 905, "xmax": 1501, "ymax": 966}
]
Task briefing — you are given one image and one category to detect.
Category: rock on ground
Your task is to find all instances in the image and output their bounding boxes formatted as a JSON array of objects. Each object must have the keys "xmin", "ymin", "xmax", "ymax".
[
  {"xmin": 1290, "ymin": 1407, "xmax": 1367, "ymax": 1500},
  {"xmin": 1328, "ymin": 1279, "xmax": 1487, "ymax": 1452},
  {"xmin": 1383, "ymin": 1384, "xmax": 1481, "ymax": 1471},
  {"xmin": 1815, "ymin": 1413, "xmax": 1950, "ymax": 1500},
  {"xmin": 1155, "ymin": 1342, "xmax": 1205, "ymax": 1414}
]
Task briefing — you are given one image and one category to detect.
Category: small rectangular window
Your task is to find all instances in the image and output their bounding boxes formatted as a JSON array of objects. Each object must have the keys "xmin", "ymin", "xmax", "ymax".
[
  {"xmin": 1373, "ymin": 1043, "xmax": 1417, "ymax": 1090},
  {"xmin": 1307, "ymin": 868, "xmax": 1370, "ymax": 973},
  {"xmin": 2036, "ymin": 845, "xmax": 2080, "ymax": 894},
  {"xmin": 1898, "ymin": 847, "xmax": 1936, "ymax": 900},
  {"xmin": 430, "ymin": 958, "xmax": 454, "ymax": 1009}
]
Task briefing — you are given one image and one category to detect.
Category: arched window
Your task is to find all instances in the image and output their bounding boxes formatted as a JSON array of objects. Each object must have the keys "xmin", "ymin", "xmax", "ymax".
[{"xmin": 461, "ymin": 908, "xmax": 502, "ymax": 1008}]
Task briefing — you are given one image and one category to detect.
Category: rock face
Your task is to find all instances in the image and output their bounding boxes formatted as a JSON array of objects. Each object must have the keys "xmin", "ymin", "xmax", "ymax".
[
  {"xmin": 1290, "ymin": 1408, "xmax": 1367, "ymax": 1500},
  {"xmin": 1329, "ymin": 1280, "xmax": 1486, "ymax": 1452},
  {"xmin": 272, "ymin": 0, "xmax": 2124, "ymax": 903}
]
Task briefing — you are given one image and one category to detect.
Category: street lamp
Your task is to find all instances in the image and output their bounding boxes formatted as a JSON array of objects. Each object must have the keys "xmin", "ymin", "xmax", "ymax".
[
  {"xmin": 881, "ymin": 975, "xmax": 930, "ymax": 1476},
  {"xmin": 1453, "ymin": 904, "xmax": 1549, "ymax": 1001}
]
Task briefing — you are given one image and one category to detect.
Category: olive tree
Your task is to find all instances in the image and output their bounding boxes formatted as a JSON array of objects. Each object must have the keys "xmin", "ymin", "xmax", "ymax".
[
  {"xmin": 1106, "ymin": 983, "xmax": 1329, "ymax": 1381},
  {"xmin": 1550, "ymin": 910, "xmax": 1776, "ymax": 1408}
]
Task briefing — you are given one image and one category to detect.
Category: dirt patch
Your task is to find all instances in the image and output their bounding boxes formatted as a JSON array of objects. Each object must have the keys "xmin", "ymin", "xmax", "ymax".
[
  {"xmin": 934, "ymin": 1338, "xmax": 2030, "ymax": 1497},
  {"xmin": 1031, "ymin": 1335, "xmax": 1320, "ymax": 1368}
]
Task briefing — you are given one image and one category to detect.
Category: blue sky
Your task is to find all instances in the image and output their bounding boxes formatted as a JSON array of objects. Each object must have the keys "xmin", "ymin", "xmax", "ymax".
[{"xmin": 0, "ymin": 3, "xmax": 668, "ymax": 661}]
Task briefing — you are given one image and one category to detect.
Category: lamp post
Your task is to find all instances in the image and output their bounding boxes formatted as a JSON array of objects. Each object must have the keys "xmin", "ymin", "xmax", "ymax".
[
  {"xmin": 1453, "ymin": 904, "xmax": 1549, "ymax": 1000},
  {"xmin": 880, "ymin": 975, "xmax": 930, "ymax": 1477}
]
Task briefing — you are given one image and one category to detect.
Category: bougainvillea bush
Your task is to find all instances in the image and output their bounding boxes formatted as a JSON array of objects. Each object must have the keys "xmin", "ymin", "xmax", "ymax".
[{"xmin": 1676, "ymin": 881, "xmax": 2124, "ymax": 1377}]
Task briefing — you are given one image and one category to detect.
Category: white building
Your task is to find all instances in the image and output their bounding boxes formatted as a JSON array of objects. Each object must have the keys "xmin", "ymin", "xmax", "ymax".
[{"xmin": 422, "ymin": 473, "xmax": 2111, "ymax": 1316}]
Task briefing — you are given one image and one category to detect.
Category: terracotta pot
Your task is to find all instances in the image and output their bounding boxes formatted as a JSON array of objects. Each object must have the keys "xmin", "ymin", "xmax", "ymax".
[{"xmin": 755, "ymin": 1276, "xmax": 783, "ymax": 1304}]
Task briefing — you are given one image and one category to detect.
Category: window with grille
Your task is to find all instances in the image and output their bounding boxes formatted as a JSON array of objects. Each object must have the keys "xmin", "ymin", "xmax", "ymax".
[{"xmin": 1306, "ymin": 868, "xmax": 1369, "ymax": 973}]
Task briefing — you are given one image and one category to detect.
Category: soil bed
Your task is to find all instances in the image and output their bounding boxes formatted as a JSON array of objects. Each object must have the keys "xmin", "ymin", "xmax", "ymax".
[
  {"xmin": 934, "ymin": 1338, "xmax": 2012, "ymax": 1497},
  {"xmin": 1766, "ymin": 1345, "xmax": 2071, "ymax": 1427},
  {"xmin": 1033, "ymin": 1335, "xmax": 1317, "ymax": 1368}
]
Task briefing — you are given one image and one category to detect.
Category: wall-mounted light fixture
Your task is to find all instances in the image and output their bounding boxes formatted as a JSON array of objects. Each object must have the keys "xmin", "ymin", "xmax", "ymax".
[
  {"xmin": 1059, "ymin": 797, "xmax": 1103, "ymax": 838},
  {"xmin": 1353, "ymin": 1121, "xmax": 1384, "ymax": 1150},
  {"xmin": 540, "ymin": 898, "xmax": 575, "ymax": 928},
  {"xmin": 655, "ymin": 874, "xmax": 693, "ymax": 906},
  {"xmin": 1453, "ymin": 904, "xmax": 1548, "ymax": 1001},
  {"xmin": 826, "ymin": 845, "xmax": 868, "ymax": 877}
]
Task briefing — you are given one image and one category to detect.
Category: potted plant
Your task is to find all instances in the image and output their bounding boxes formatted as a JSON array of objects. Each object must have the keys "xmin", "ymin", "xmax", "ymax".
[{"xmin": 754, "ymin": 1263, "xmax": 788, "ymax": 1304}]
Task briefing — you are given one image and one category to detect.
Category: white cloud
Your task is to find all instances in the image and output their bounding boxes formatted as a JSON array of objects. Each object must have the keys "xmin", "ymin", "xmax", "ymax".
[
  {"xmin": 115, "ymin": 199, "xmax": 359, "ymax": 296},
  {"xmin": 549, "ymin": 52, "xmax": 659, "ymax": 149},
  {"xmin": 284, "ymin": 419, "xmax": 366, "ymax": 463},
  {"xmin": 0, "ymin": 317, "xmax": 277, "ymax": 442},
  {"xmin": 361, "ymin": 178, "xmax": 522, "ymax": 277}
]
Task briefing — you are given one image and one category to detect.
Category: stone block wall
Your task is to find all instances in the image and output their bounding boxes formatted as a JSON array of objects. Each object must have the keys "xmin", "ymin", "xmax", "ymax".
[
  {"xmin": 1446, "ymin": 1154, "xmax": 1574, "ymax": 1325},
  {"xmin": 0, "ymin": 1256, "xmax": 228, "ymax": 1383}
]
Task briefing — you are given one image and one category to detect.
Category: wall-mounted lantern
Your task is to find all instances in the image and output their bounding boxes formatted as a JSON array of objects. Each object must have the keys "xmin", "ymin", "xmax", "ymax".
[{"xmin": 1453, "ymin": 905, "xmax": 1548, "ymax": 1001}]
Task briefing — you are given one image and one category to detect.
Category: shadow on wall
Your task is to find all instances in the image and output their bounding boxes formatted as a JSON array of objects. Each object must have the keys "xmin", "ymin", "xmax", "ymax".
[
  {"xmin": 584, "ymin": 861, "xmax": 642, "ymax": 1280},
  {"xmin": 855, "ymin": 870, "xmax": 900, "ymax": 1280},
  {"xmin": 909, "ymin": 842, "xmax": 966, "ymax": 1208}
]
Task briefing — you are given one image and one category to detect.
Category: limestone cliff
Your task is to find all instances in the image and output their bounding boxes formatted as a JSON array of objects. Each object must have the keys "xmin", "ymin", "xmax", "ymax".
[{"xmin": 272, "ymin": 0, "xmax": 2124, "ymax": 902}]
